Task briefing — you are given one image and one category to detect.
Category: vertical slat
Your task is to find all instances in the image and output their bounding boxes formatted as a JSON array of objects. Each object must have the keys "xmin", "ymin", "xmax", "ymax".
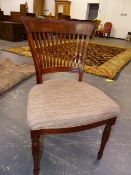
[
  {"xmin": 79, "ymin": 35, "xmax": 84, "ymax": 57},
  {"xmin": 59, "ymin": 33, "xmax": 63, "ymax": 67},
  {"xmin": 34, "ymin": 32, "xmax": 39, "ymax": 48},
  {"xmin": 37, "ymin": 32, "xmax": 45, "ymax": 69},
  {"xmin": 45, "ymin": 33, "xmax": 50, "ymax": 67},
  {"xmin": 33, "ymin": 32, "xmax": 41, "ymax": 68},
  {"xmin": 51, "ymin": 33, "xmax": 55, "ymax": 67},
  {"xmin": 67, "ymin": 34, "xmax": 71, "ymax": 67},
  {"xmin": 42, "ymin": 33, "xmax": 49, "ymax": 67},
  {"xmin": 69, "ymin": 34, "xmax": 73, "ymax": 68},
  {"xmin": 75, "ymin": 34, "xmax": 80, "ymax": 68},
  {"xmin": 63, "ymin": 34, "xmax": 67, "ymax": 67},
  {"xmin": 82, "ymin": 35, "xmax": 90, "ymax": 66},
  {"xmin": 72, "ymin": 34, "xmax": 76, "ymax": 68},
  {"xmin": 56, "ymin": 33, "xmax": 59, "ymax": 67},
  {"xmin": 47, "ymin": 32, "xmax": 52, "ymax": 67},
  {"xmin": 78, "ymin": 35, "xmax": 84, "ymax": 68},
  {"xmin": 40, "ymin": 33, "xmax": 47, "ymax": 68}
]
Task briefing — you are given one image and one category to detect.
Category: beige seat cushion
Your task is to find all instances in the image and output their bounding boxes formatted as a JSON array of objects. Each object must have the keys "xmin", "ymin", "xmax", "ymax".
[{"xmin": 27, "ymin": 79, "xmax": 120, "ymax": 130}]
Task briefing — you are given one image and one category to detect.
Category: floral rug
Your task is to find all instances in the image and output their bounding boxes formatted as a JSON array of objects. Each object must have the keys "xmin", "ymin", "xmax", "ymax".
[
  {"xmin": 4, "ymin": 43, "xmax": 131, "ymax": 79},
  {"xmin": 0, "ymin": 58, "xmax": 35, "ymax": 95}
]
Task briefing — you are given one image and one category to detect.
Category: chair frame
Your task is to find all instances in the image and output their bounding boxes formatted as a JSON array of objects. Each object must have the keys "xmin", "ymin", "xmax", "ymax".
[{"xmin": 22, "ymin": 17, "xmax": 117, "ymax": 175}]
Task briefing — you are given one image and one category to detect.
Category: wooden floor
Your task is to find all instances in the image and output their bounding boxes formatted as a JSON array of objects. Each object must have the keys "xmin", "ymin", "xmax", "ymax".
[{"xmin": 0, "ymin": 37, "xmax": 131, "ymax": 175}]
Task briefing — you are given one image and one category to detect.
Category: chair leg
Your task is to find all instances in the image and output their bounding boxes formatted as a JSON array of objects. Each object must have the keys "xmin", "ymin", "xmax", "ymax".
[
  {"xmin": 107, "ymin": 33, "xmax": 110, "ymax": 38},
  {"xmin": 40, "ymin": 136, "xmax": 44, "ymax": 159},
  {"xmin": 79, "ymin": 70, "xmax": 83, "ymax": 82},
  {"xmin": 97, "ymin": 118, "xmax": 116, "ymax": 160},
  {"xmin": 31, "ymin": 131, "xmax": 41, "ymax": 175}
]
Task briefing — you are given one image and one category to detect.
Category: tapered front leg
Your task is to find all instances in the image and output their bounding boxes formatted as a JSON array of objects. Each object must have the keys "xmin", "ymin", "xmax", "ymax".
[
  {"xmin": 31, "ymin": 131, "xmax": 41, "ymax": 175},
  {"xmin": 97, "ymin": 118, "xmax": 116, "ymax": 160}
]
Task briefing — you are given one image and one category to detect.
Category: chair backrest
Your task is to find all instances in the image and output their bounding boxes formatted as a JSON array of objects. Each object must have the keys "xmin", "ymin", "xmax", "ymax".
[
  {"xmin": 103, "ymin": 22, "xmax": 112, "ymax": 32},
  {"xmin": 22, "ymin": 17, "xmax": 95, "ymax": 84}
]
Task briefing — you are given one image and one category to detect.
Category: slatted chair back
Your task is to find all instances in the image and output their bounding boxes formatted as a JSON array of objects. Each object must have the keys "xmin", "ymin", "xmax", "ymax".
[
  {"xmin": 22, "ymin": 17, "xmax": 95, "ymax": 83},
  {"xmin": 103, "ymin": 22, "xmax": 112, "ymax": 32}
]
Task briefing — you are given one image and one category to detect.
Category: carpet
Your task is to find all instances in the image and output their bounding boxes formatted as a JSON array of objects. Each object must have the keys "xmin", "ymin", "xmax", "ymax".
[
  {"xmin": 4, "ymin": 42, "xmax": 131, "ymax": 79},
  {"xmin": 0, "ymin": 58, "xmax": 35, "ymax": 95}
]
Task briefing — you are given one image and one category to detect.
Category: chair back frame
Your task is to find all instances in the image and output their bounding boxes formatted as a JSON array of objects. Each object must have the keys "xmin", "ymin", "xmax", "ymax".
[{"xmin": 22, "ymin": 17, "xmax": 95, "ymax": 83}]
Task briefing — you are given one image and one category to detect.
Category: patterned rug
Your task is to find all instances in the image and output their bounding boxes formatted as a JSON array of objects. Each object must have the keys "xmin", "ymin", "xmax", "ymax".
[
  {"xmin": 4, "ymin": 43, "xmax": 131, "ymax": 79},
  {"xmin": 0, "ymin": 58, "xmax": 35, "ymax": 95}
]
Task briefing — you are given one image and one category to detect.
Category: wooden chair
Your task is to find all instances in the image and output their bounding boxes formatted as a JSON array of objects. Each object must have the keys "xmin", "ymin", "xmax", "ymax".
[
  {"xmin": 22, "ymin": 17, "xmax": 119, "ymax": 175},
  {"xmin": 93, "ymin": 18, "xmax": 101, "ymax": 37}
]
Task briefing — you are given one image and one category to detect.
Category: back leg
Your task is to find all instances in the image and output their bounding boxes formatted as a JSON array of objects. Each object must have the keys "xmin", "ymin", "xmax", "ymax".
[{"xmin": 97, "ymin": 118, "xmax": 117, "ymax": 160}]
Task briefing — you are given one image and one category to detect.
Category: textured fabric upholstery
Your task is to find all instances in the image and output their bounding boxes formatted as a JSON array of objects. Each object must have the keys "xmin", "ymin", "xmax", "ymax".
[{"xmin": 27, "ymin": 79, "xmax": 120, "ymax": 130}]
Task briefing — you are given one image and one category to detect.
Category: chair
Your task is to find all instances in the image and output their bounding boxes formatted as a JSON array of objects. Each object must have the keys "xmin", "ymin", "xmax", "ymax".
[
  {"xmin": 99, "ymin": 22, "xmax": 112, "ymax": 37},
  {"xmin": 22, "ymin": 17, "xmax": 119, "ymax": 175},
  {"xmin": 93, "ymin": 18, "xmax": 101, "ymax": 37}
]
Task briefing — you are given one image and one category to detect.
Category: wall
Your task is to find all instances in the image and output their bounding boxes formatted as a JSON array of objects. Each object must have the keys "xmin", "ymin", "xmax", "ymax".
[
  {"xmin": 44, "ymin": 0, "xmax": 55, "ymax": 16},
  {"xmin": 44, "ymin": 0, "xmax": 100, "ymax": 19},
  {"xmin": 0, "ymin": 0, "xmax": 131, "ymax": 39},
  {"xmin": 70, "ymin": 0, "xmax": 100, "ymax": 19},
  {"xmin": 1, "ymin": 0, "xmax": 33, "ymax": 15},
  {"xmin": 70, "ymin": 0, "xmax": 131, "ymax": 39},
  {"xmin": 98, "ymin": 0, "xmax": 131, "ymax": 39}
]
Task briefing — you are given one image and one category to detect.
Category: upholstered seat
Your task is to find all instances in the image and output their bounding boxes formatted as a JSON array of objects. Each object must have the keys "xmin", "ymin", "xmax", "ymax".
[{"xmin": 28, "ymin": 78, "xmax": 119, "ymax": 130}]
